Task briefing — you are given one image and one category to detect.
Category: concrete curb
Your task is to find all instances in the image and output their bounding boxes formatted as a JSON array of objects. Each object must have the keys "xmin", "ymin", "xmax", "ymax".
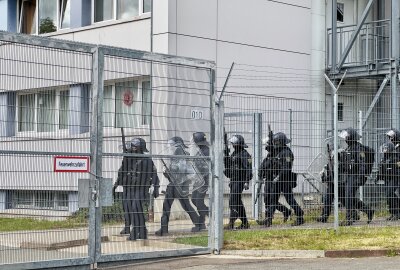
[
  {"xmin": 220, "ymin": 249, "xmax": 400, "ymax": 259},
  {"xmin": 220, "ymin": 250, "xmax": 325, "ymax": 258}
]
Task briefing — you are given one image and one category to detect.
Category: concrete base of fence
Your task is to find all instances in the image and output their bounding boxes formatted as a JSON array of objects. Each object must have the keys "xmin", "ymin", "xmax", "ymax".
[
  {"xmin": 220, "ymin": 249, "xmax": 400, "ymax": 258},
  {"xmin": 220, "ymin": 250, "xmax": 325, "ymax": 258},
  {"xmin": 21, "ymin": 236, "xmax": 110, "ymax": 251}
]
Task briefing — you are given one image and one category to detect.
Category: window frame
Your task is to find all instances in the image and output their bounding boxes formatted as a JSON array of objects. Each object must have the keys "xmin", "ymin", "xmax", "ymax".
[
  {"xmin": 17, "ymin": 0, "xmax": 71, "ymax": 34},
  {"xmin": 92, "ymin": 0, "xmax": 150, "ymax": 24},
  {"xmin": 102, "ymin": 77, "xmax": 150, "ymax": 130},
  {"xmin": 337, "ymin": 2, "xmax": 344, "ymax": 23},
  {"xmin": 16, "ymin": 88, "xmax": 70, "ymax": 136}
]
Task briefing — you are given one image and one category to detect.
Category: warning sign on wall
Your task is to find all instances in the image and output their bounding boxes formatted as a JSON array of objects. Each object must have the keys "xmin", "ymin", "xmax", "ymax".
[{"xmin": 54, "ymin": 156, "xmax": 90, "ymax": 173}]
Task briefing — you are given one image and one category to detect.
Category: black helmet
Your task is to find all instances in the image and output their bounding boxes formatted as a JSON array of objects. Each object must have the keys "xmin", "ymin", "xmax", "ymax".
[
  {"xmin": 130, "ymin": 138, "xmax": 149, "ymax": 152},
  {"xmin": 339, "ymin": 127, "xmax": 361, "ymax": 142},
  {"xmin": 229, "ymin": 134, "xmax": 248, "ymax": 148},
  {"xmin": 192, "ymin": 132, "xmax": 210, "ymax": 146},
  {"xmin": 386, "ymin": 128, "xmax": 400, "ymax": 144},
  {"xmin": 380, "ymin": 141, "xmax": 395, "ymax": 154},
  {"xmin": 168, "ymin": 136, "xmax": 188, "ymax": 148},
  {"xmin": 272, "ymin": 132, "xmax": 291, "ymax": 146}
]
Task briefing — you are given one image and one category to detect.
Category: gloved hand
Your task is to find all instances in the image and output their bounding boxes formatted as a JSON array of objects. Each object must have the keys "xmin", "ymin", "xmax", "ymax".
[
  {"xmin": 244, "ymin": 183, "xmax": 249, "ymax": 190},
  {"xmin": 112, "ymin": 186, "xmax": 117, "ymax": 199},
  {"xmin": 153, "ymin": 185, "xmax": 160, "ymax": 198},
  {"xmin": 272, "ymin": 176, "xmax": 279, "ymax": 183}
]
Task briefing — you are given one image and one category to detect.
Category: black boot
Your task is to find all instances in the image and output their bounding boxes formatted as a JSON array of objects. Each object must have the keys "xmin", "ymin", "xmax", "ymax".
[
  {"xmin": 235, "ymin": 222, "xmax": 250, "ymax": 230},
  {"xmin": 292, "ymin": 216, "xmax": 305, "ymax": 226},
  {"xmin": 387, "ymin": 214, "xmax": 399, "ymax": 221},
  {"xmin": 283, "ymin": 209, "xmax": 292, "ymax": 223},
  {"xmin": 155, "ymin": 228, "xmax": 168, "ymax": 236},
  {"xmin": 316, "ymin": 215, "xmax": 328, "ymax": 223},
  {"xmin": 264, "ymin": 218, "xmax": 272, "ymax": 228},
  {"xmin": 120, "ymin": 226, "xmax": 130, "ymax": 235},
  {"xmin": 137, "ymin": 227, "xmax": 147, "ymax": 240},
  {"xmin": 340, "ymin": 220, "xmax": 354, "ymax": 226},
  {"xmin": 366, "ymin": 209, "xmax": 374, "ymax": 224}
]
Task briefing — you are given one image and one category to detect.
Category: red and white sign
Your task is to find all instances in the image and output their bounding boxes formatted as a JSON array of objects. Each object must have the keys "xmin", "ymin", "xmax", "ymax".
[
  {"xmin": 54, "ymin": 156, "xmax": 90, "ymax": 173},
  {"xmin": 123, "ymin": 90, "xmax": 134, "ymax": 106}
]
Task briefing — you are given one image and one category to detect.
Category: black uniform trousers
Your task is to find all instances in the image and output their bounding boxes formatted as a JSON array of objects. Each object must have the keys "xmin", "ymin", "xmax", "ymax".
[
  {"xmin": 160, "ymin": 183, "xmax": 200, "ymax": 232},
  {"xmin": 121, "ymin": 189, "xmax": 133, "ymax": 231},
  {"xmin": 264, "ymin": 181, "xmax": 291, "ymax": 216},
  {"xmin": 386, "ymin": 179, "xmax": 400, "ymax": 217},
  {"xmin": 320, "ymin": 182, "xmax": 346, "ymax": 217},
  {"xmin": 266, "ymin": 181, "xmax": 303, "ymax": 219},
  {"xmin": 343, "ymin": 175, "xmax": 371, "ymax": 220},
  {"xmin": 191, "ymin": 177, "xmax": 209, "ymax": 225},
  {"xmin": 126, "ymin": 187, "xmax": 147, "ymax": 240},
  {"xmin": 229, "ymin": 181, "xmax": 248, "ymax": 224}
]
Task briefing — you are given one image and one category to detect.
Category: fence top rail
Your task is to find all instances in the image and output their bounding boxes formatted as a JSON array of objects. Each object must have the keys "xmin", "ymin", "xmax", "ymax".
[{"xmin": 0, "ymin": 31, "xmax": 215, "ymax": 70}]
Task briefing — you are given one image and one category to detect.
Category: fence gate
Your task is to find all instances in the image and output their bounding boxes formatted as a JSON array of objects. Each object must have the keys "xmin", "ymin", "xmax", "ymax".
[{"xmin": 0, "ymin": 32, "xmax": 215, "ymax": 269}]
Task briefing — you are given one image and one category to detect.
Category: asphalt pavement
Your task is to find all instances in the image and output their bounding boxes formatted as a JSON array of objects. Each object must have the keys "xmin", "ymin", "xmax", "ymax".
[{"xmin": 98, "ymin": 255, "xmax": 400, "ymax": 270}]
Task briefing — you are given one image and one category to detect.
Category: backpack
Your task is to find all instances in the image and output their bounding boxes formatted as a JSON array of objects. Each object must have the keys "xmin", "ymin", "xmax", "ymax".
[{"xmin": 360, "ymin": 144, "xmax": 375, "ymax": 177}]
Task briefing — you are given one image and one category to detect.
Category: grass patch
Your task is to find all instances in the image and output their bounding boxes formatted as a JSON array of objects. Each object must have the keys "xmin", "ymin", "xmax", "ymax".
[
  {"xmin": 175, "ymin": 233, "xmax": 209, "ymax": 247},
  {"xmin": 0, "ymin": 217, "xmax": 85, "ymax": 232},
  {"xmin": 175, "ymin": 226, "xmax": 400, "ymax": 250}
]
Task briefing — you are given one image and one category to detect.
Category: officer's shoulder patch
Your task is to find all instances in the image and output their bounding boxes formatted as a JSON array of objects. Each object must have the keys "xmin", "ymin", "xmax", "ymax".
[
  {"xmin": 248, "ymin": 158, "xmax": 252, "ymax": 164},
  {"xmin": 360, "ymin": 152, "xmax": 365, "ymax": 158},
  {"xmin": 397, "ymin": 161, "xmax": 400, "ymax": 168},
  {"xmin": 286, "ymin": 156, "xmax": 292, "ymax": 162}
]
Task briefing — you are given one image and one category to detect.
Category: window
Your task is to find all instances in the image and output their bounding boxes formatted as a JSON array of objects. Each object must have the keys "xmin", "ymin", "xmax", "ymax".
[
  {"xmin": 337, "ymin": 3, "xmax": 344, "ymax": 23},
  {"xmin": 94, "ymin": 0, "xmax": 114, "ymax": 22},
  {"xmin": 115, "ymin": 81, "xmax": 139, "ymax": 128},
  {"xmin": 19, "ymin": 0, "xmax": 37, "ymax": 34},
  {"xmin": 12, "ymin": 191, "xmax": 69, "ymax": 210},
  {"xmin": 338, "ymin": 102, "xmax": 344, "ymax": 121},
  {"xmin": 94, "ymin": 0, "xmax": 149, "ymax": 23},
  {"xmin": 18, "ymin": 89, "xmax": 69, "ymax": 133},
  {"xmin": 18, "ymin": 0, "xmax": 71, "ymax": 34},
  {"xmin": 142, "ymin": 81, "xmax": 151, "ymax": 125},
  {"xmin": 102, "ymin": 79, "xmax": 149, "ymax": 128},
  {"xmin": 59, "ymin": 90, "xmax": 69, "ymax": 129},
  {"xmin": 38, "ymin": 0, "xmax": 57, "ymax": 34},
  {"xmin": 103, "ymin": 85, "xmax": 114, "ymax": 127},
  {"xmin": 117, "ymin": 0, "xmax": 139, "ymax": 19},
  {"xmin": 143, "ymin": 0, "xmax": 151, "ymax": 13},
  {"xmin": 37, "ymin": 91, "xmax": 56, "ymax": 132},
  {"xmin": 60, "ymin": 0, "xmax": 71, "ymax": 29},
  {"xmin": 18, "ymin": 94, "xmax": 35, "ymax": 132}
]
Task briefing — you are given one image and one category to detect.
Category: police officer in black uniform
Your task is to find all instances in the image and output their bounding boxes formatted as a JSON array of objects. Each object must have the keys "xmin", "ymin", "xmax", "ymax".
[
  {"xmin": 316, "ymin": 149, "xmax": 347, "ymax": 223},
  {"xmin": 384, "ymin": 128, "xmax": 400, "ymax": 220},
  {"xmin": 155, "ymin": 136, "xmax": 201, "ymax": 236},
  {"xmin": 113, "ymin": 141, "xmax": 135, "ymax": 235},
  {"xmin": 190, "ymin": 132, "xmax": 210, "ymax": 231},
  {"xmin": 224, "ymin": 134, "xmax": 252, "ymax": 230},
  {"xmin": 338, "ymin": 127, "xmax": 374, "ymax": 226},
  {"xmin": 258, "ymin": 135, "xmax": 291, "ymax": 225},
  {"xmin": 128, "ymin": 138, "xmax": 160, "ymax": 240},
  {"xmin": 264, "ymin": 132, "xmax": 304, "ymax": 227}
]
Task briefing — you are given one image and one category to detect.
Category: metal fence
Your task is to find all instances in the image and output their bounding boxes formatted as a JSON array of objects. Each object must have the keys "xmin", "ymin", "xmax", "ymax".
[
  {"xmin": 0, "ymin": 31, "xmax": 215, "ymax": 269},
  {"xmin": 1, "ymin": 31, "xmax": 400, "ymax": 269},
  {"xmin": 218, "ymin": 63, "xmax": 400, "ymax": 236}
]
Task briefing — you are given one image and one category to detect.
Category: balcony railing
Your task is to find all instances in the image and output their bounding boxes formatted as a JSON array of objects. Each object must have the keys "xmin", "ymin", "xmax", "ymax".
[{"xmin": 327, "ymin": 19, "xmax": 391, "ymax": 69}]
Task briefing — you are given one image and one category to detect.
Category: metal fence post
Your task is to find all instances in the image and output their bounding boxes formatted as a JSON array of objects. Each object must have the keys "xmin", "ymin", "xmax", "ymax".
[
  {"xmin": 289, "ymin": 109, "xmax": 293, "ymax": 146},
  {"xmin": 359, "ymin": 111, "xmax": 364, "ymax": 202},
  {"xmin": 252, "ymin": 113, "xmax": 262, "ymax": 220},
  {"xmin": 89, "ymin": 47, "xmax": 105, "ymax": 266},
  {"xmin": 213, "ymin": 100, "xmax": 225, "ymax": 254},
  {"xmin": 333, "ymin": 90, "xmax": 339, "ymax": 232}
]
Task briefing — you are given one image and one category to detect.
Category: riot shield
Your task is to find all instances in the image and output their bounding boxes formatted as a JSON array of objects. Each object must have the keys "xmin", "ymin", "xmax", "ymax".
[
  {"xmin": 159, "ymin": 143, "xmax": 205, "ymax": 197},
  {"xmin": 188, "ymin": 143, "xmax": 209, "ymax": 193}
]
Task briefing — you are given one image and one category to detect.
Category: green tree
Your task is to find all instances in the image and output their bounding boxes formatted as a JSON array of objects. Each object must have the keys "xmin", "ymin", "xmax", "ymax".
[{"xmin": 39, "ymin": 17, "xmax": 57, "ymax": 34}]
